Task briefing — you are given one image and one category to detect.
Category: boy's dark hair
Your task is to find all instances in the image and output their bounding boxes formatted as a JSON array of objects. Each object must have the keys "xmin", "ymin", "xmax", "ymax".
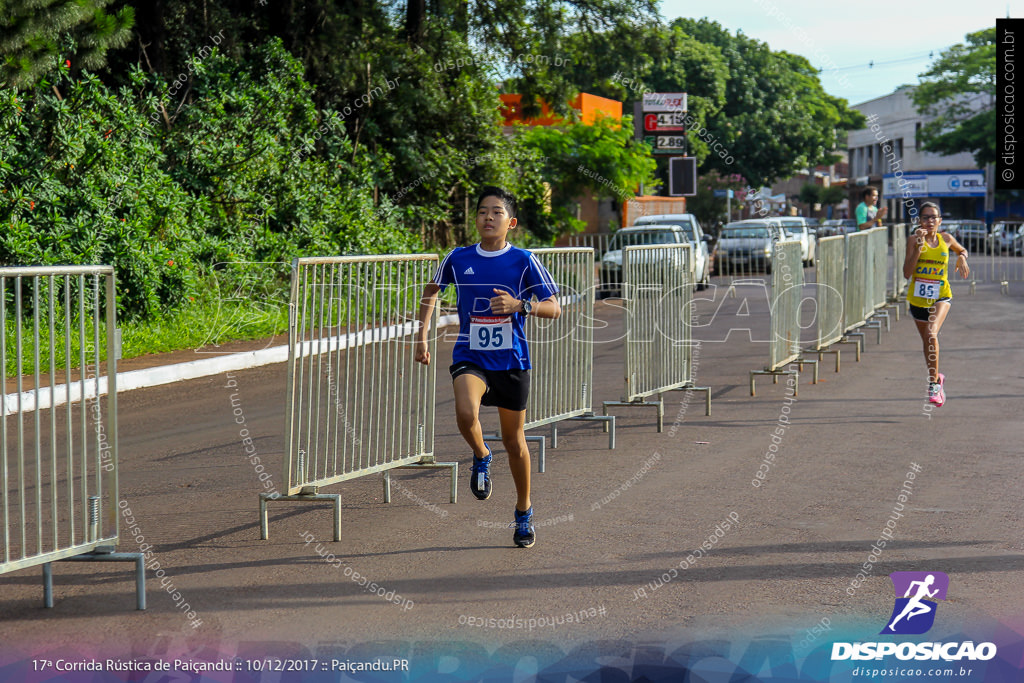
[
  {"xmin": 920, "ymin": 201, "xmax": 941, "ymax": 215},
  {"xmin": 862, "ymin": 186, "xmax": 879, "ymax": 200},
  {"xmin": 477, "ymin": 186, "xmax": 517, "ymax": 219}
]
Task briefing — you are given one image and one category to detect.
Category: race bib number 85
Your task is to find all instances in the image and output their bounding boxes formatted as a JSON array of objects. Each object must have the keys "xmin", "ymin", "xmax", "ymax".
[
  {"xmin": 470, "ymin": 316, "xmax": 513, "ymax": 351},
  {"xmin": 914, "ymin": 278, "xmax": 941, "ymax": 300}
]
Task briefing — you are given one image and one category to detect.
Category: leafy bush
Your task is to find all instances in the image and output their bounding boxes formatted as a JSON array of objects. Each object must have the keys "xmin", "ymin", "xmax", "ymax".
[{"xmin": 0, "ymin": 40, "xmax": 418, "ymax": 323}]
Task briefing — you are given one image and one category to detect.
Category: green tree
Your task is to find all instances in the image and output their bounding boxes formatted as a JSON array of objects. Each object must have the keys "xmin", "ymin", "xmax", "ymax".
[
  {"xmin": 687, "ymin": 170, "xmax": 747, "ymax": 230},
  {"xmin": 670, "ymin": 18, "xmax": 864, "ymax": 186},
  {"xmin": 0, "ymin": 41, "xmax": 417, "ymax": 318},
  {"xmin": 514, "ymin": 115, "xmax": 658, "ymax": 239},
  {"xmin": 820, "ymin": 184, "xmax": 846, "ymax": 217},
  {"xmin": 799, "ymin": 183, "xmax": 821, "ymax": 207},
  {"xmin": 106, "ymin": 0, "xmax": 664, "ymax": 247},
  {"xmin": 563, "ymin": 21, "xmax": 728, "ymax": 172},
  {"xmin": 912, "ymin": 27, "xmax": 995, "ymax": 167},
  {"xmin": 0, "ymin": 0, "xmax": 133, "ymax": 88}
]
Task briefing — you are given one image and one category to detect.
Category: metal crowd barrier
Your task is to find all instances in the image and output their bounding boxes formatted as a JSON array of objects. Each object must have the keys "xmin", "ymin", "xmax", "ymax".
[
  {"xmin": 567, "ymin": 233, "xmax": 612, "ymax": 262},
  {"xmin": 483, "ymin": 248, "xmax": 614, "ymax": 473},
  {"xmin": 595, "ymin": 230, "xmax": 710, "ymax": 299},
  {"xmin": 842, "ymin": 231, "xmax": 871, "ymax": 350},
  {"xmin": 871, "ymin": 228, "xmax": 887, "ymax": 311},
  {"xmin": 862, "ymin": 227, "xmax": 891, "ymax": 340},
  {"xmin": 602, "ymin": 244, "xmax": 711, "ymax": 431},
  {"xmin": 260, "ymin": 255, "xmax": 456, "ymax": 541},
  {"xmin": 811, "ymin": 236, "xmax": 851, "ymax": 370},
  {"xmin": 891, "ymin": 223, "xmax": 908, "ymax": 305},
  {"xmin": 750, "ymin": 241, "xmax": 816, "ymax": 395},
  {"xmin": 1, "ymin": 266, "xmax": 144, "ymax": 609},
  {"xmin": 962, "ymin": 220, "xmax": 1024, "ymax": 294},
  {"xmin": 841, "ymin": 227, "xmax": 891, "ymax": 349}
]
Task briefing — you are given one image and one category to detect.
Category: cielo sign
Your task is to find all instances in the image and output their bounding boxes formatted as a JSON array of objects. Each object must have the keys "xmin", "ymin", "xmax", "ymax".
[{"xmin": 831, "ymin": 572, "xmax": 997, "ymax": 663}]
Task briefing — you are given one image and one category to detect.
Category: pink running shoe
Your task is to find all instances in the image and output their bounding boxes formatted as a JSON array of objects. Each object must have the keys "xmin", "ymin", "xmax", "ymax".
[
  {"xmin": 937, "ymin": 372, "xmax": 945, "ymax": 386},
  {"xmin": 929, "ymin": 382, "xmax": 946, "ymax": 407}
]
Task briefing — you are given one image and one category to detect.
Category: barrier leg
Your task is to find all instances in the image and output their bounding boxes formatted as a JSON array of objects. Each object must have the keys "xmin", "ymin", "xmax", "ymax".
[
  {"xmin": 334, "ymin": 496, "xmax": 342, "ymax": 542},
  {"xmin": 551, "ymin": 425, "xmax": 557, "ymax": 450},
  {"xmin": 260, "ymin": 492, "xmax": 343, "ymax": 542},
  {"xmin": 601, "ymin": 400, "xmax": 664, "ymax": 433},
  {"xmin": 529, "ymin": 435, "xmax": 546, "ymax": 473},
  {"xmin": 260, "ymin": 494, "xmax": 269, "ymax": 540},
  {"xmin": 871, "ymin": 310, "xmax": 891, "ymax": 332},
  {"xmin": 135, "ymin": 554, "xmax": 147, "ymax": 610},
  {"xmin": 750, "ymin": 369, "xmax": 798, "ymax": 397},
  {"xmin": 391, "ymin": 462, "xmax": 460, "ymax": 504},
  {"xmin": 797, "ymin": 358, "xmax": 819, "ymax": 384},
  {"xmin": 383, "ymin": 471, "xmax": 391, "ymax": 503},
  {"xmin": 43, "ymin": 563, "xmax": 53, "ymax": 608},
  {"xmin": 450, "ymin": 463, "xmax": 458, "ymax": 504},
  {"xmin": 60, "ymin": 553, "xmax": 147, "ymax": 610},
  {"xmin": 816, "ymin": 348, "xmax": 841, "ymax": 372},
  {"xmin": 842, "ymin": 333, "xmax": 865, "ymax": 359},
  {"xmin": 864, "ymin": 320, "xmax": 882, "ymax": 344}
]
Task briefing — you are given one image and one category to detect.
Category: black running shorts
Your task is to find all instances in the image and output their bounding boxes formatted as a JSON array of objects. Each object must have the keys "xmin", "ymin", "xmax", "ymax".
[
  {"xmin": 909, "ymin": 298, "xmax": 951, "ymax": 322},
  {"xmin": 449, "ymin": 361, "xmax": 530, "ymax": 412}
]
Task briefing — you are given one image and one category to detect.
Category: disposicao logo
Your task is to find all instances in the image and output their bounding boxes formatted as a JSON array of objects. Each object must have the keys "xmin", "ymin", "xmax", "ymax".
[
  {"xmin": 831, "ymin": 571, "xmax": 998, "ymax": 663},
  {"xmin": 881, "ymin": 571, "xmax": 948, "ymax": 635}
]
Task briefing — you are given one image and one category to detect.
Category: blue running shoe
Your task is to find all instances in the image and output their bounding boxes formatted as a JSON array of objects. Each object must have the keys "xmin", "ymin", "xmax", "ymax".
[
  {"xmin": 512, "ymin": 506, "xmax": 535, "ymax": 548},
  {"xmin": 470, "ymin": 446, "xmax": 492, "ymax": 500}
]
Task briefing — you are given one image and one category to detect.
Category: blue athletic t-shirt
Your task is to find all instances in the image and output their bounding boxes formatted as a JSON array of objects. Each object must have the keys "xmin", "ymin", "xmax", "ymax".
[{"xmin": 433, "ymin": 243, "xmax": 559, "ymax": 370}]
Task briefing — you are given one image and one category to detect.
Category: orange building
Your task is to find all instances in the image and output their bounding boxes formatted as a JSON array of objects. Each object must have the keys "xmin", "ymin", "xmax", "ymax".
[
  {"xmin": 499, "ymin": 93, "xmax": 626, "ymax": 236},
  {"xmin": 499, "ymin": 93, "xmax": 622, "ymax": 128}
]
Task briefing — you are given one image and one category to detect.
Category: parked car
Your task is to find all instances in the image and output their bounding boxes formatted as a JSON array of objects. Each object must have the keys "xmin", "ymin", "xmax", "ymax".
[
  {"xmin": 715, "ymin": 219, "xmax": 784, "ymax": 274},
  {"xmin": 777, "ymin": 217, "xmax": 817, "ymax": 266},
  {"xmin": 804, "ymin": 218, "xmax": 821, "ymax": 235},
  {"xmin": 945, "ymin": 220, "xmax": 990, "ymax": 250},
  {"xmin": 599, "ymin": 225, "xmax": 697, "ymax": 297},
  {"xmin": 992, "ymin": 222, "xmax": 1024, "ymax": 255},
  {"xmin": 819, "ymin": 218, "xmax": 857, "ymax": 237},
  {"xmin": 631, "ymin": 213, "xmax": 711, "ymax": 290}
]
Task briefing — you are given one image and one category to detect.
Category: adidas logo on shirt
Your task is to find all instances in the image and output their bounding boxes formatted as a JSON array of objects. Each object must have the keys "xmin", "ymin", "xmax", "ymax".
[{"xmin": 464, "ymin": 267, "xmax": 475, "ymax": 275}]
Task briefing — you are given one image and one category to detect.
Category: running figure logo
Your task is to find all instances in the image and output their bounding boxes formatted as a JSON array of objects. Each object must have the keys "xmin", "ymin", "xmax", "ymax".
[{"xmin": 880, "ymin": 571, "xmax": 949, "ymax": 635}]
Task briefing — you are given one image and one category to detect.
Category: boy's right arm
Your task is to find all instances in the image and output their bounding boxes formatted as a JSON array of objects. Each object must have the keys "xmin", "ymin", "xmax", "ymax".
[{"xmin": 415, "ymin": 282, "xmax": 442, "ymax": 365}]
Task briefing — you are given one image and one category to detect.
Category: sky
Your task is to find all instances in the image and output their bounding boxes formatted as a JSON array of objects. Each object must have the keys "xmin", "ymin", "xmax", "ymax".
[{"xmin": 659, "ymin": 0, "xmax": 1009, "ymax": 105}]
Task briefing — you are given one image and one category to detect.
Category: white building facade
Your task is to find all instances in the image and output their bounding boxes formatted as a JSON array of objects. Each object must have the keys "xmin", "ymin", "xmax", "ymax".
[{"xmin": 848, "ymin": 87, "xmax": 985, "ymax": 220}]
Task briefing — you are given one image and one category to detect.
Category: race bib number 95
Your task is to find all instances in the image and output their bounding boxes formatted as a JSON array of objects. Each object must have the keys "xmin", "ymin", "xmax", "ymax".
[
  {"xmin": 469, "ymin": 316, "xmax": 513, "ymax": 351},
  {"xmin": 914, "ymin": 278, "xmax": 941, "ymax": 300}
]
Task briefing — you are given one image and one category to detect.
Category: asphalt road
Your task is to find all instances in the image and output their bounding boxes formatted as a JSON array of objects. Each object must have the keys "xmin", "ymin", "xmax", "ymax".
[{"xmin": 1, "ymin": 272, "xmax": 1022, "ymax": 680}]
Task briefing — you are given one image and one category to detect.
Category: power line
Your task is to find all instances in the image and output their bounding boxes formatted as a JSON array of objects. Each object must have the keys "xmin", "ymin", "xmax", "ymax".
[{"xmin": 820, "ymin": 49, "xmax": 949, "ymax": 74}]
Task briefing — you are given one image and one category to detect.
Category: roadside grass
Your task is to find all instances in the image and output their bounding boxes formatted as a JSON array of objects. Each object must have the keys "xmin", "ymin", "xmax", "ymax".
[
  {"xmin": 3, "ymin": 256, "xmax": 459, "ymax": 379},
  {"xmin": 4, "ymin": 288, "xmax": 290, "ymax": 379}
]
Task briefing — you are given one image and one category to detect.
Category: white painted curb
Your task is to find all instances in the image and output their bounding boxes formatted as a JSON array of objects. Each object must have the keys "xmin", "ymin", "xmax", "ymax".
[{"xmin": 4, "ymin": 314, "xmax": 458, "ymax": 414}]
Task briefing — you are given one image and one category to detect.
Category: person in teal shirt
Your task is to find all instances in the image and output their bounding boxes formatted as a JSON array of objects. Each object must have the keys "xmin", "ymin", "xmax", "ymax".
[{"xmin": 856, "ymin": 187, "xmax": 888, "ymax": 230}]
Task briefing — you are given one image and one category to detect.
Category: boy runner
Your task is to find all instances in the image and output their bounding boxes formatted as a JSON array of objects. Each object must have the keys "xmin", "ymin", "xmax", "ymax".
[{"xmin": 415, "ymin": 186, "xmax": 561, "ymax": 547}]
